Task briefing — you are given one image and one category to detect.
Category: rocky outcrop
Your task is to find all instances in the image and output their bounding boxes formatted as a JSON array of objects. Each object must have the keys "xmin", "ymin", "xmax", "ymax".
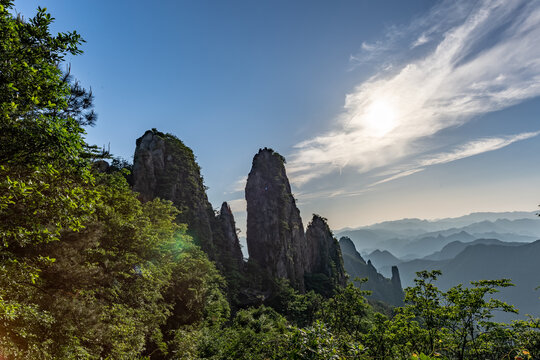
[
  {"xmin": 215, "ymin": 202, "xmax": 244, "ymax": 271},
  {"xmin": 132, "ymin": 135, "xmax": 348, "ymax": 299},
  {"xmin": 391, "ymin": 265, "xmax": 402, "ymax": 291},
  {"xmin": 339, "ymin": 236, "xmax": 404, "ymax": 306},
  {"xmin": 339, "ymin": 236, "xmax": 365, "ymax": 262},
  {"xmin": 245, "ymin": 148, "xmax": 308, "ymax": 292},
  {"xmin": 304, "ymin": 215, "xmax": 347, "ymax": 295},
  {"xmin": 132, "ymin": 129, "xmax": 239, "ymax": 263}
]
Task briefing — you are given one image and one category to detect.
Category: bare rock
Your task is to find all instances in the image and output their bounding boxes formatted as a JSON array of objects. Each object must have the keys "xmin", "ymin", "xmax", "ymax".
[
  {"xmin": 245, "ymin": 148, "xmax": 308, "ymax": 291},
  {"xmin": 216, "ymin": 202, "xmax": 245, "ymax": 271},
  {"xmin": 132, "ymin": 129, "xmax": 216, "ymax": 256},
  {"xmin": 304, "ymin": 215, "xmax": 347, "ymax": 295}
]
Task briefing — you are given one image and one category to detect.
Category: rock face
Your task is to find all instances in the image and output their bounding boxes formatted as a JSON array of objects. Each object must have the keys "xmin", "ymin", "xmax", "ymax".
[
  {"xmin": 339, "ymin": 236, "xmax": 365, "ymax": 262},
  {"xmin": 391, "ymin": 266, "xmax": 401, "ymax": 291},
  {"xmin": 245, "ymin": 148, "xmax": 308, "ymax": 291},
  {"xmin": 132, "ymin": 129, "xmax": 243, "ymax": 266},
  {"xmin": 133, "ymin": 135, "xmax": 348, "ymax": 298},
  {"xmin": 215, "ymin": 202, "xmax": 244, "ymax": 271},
  {"xmin": 339, "ymin": 236, "xmax": 404, "ymax": 306},
  {"xmin": 304, "ymin": 215, "xmax": 347, "ymax": 295}
]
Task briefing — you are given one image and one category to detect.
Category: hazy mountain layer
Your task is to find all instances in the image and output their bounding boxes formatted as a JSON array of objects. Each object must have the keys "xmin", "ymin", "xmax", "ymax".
[
  {"xmin": 422, "ymin": 238, "xmax": 522, "ymax": 261},
  {"xmin": 394, "ymin": 241, "xmax": 540, "ymax": 322},
  {"xmin": 339, "ymin": 237, "xmax": 404, "ymax": 306},
  {"xmin": 365, "ymin": 249, "xmax": 402, "ymax": 274},
  {"xmin": 337, "ymin": 214, "xmax": 540, "ymax": 258}
]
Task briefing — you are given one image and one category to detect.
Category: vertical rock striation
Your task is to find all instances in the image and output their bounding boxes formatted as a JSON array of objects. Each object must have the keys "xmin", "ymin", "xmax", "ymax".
[
  {"xmin": 304, "ymin": 215, "xmax": 347, "ymax": 295},
  {"xmin": 245, "ymin": 148, "xmax": 308, "ymax": 291}
]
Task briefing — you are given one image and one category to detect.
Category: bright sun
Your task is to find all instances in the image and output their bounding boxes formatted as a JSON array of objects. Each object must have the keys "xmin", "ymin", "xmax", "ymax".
[{"xmin": 363, "ymin": 100, "xmax": 397, "ymax": 137}]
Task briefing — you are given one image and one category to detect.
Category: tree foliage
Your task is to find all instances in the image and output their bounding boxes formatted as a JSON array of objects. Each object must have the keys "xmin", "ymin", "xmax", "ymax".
[{"xmin": 0, "ymin": 3, "xmax": 227, "ymax": 358}]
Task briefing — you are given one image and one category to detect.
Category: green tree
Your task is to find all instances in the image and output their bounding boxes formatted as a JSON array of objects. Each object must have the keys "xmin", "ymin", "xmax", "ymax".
[
  {"xmin": 285, "ymin": 320, "xmax": 366, "ymax": 359},
  {"xmin": 0, "ymin": 4, "xmax": 230, "ymax": 358},
  {"xmin": 0, "ymin": 170, "xmax": 180, "ymax": 358},
  {"xmin": 317, "ymin": 281, "xmax": 371, "ymax": 338},
  {"xmin": 0, "ymin": 2, "xmax": 99, "ymax": 357},
  {"xmin": 398, "ymin": 270, "xmax": 519, "ymax": 360},
  {"xmin": 196, "ymin": 306, "xmax": 291, "ymax": 360},
  {"xmin": 401, "ymin": 270, "xmax": 447, "ymax": 355},
  {"xmin": 443, "ymin": 279, "xmax": 516, "ymax": 360}
]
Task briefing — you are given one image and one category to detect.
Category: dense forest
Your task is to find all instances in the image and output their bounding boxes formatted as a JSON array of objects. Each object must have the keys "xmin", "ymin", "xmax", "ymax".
[{"xmin": 0, "ymin": 2, "xmax": 539, "ymax": 359}]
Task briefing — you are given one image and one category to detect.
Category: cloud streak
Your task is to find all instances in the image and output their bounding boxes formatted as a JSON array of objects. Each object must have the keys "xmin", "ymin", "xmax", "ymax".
[
  {"xmin": 418, "ymin": 131, "xmax": 540, "ymax": 167},
  {"xmin": 227, "ymin": 198, "xmax": 247, "ymax": 214},
  {"xmin": 371, "ymin": 131, "xmax": 540, "ymax": 186},
  {"xmin": 288, "ymin": 0, "xmax": 540, "ymax": 189},
  {"xmin": 410, "ymin": 33, "xmax": 430, "ymax": 48}
]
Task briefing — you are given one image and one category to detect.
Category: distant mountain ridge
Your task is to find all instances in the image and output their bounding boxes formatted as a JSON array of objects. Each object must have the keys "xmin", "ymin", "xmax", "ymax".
[
  {"xmin": 336, "ymin": 212, "xmax": 540, "ymax": 258},
  {"xmin": 335, "ymin": 211, "xmax": 537, "ymax": 234},
  {"xmin": 365, "ymin": 249, "xmax": 402, "ymax": 272},
  {"xmin": 336, "ymin": 212, "xmax": 540, "ymax": 321},
  {"xmin": 422, "ymin": 238, "xmax": 522, "ymax": 261}
]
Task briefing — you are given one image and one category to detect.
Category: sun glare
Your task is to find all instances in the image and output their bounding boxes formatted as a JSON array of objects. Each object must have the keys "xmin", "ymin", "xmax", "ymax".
[{"xmin": 363, "ymin": 100, "xmax": 397, "ymax": 137}]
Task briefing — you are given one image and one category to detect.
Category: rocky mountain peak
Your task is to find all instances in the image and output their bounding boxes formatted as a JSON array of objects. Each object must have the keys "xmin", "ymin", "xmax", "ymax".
[
  {"xmin": 131, "ymin": 129, "xmax": 248, "ymax": 275},
  {"xmin": 245, "ymin": 148, "xmax": 308, "ymax": 291},
  {"xmin": 132, "ymin": 129, "xmax": 216, "ymax": 255},
  {"xmin": 338, "ymin": 236, "xmax": 363, "ymax": 261},
  {"xmin": 216, "ymin": 201, "xmax": 244, "ymax": 270},
  {"xmin": 304, "ymin": 215, "xmax": 347, "ymax": 295}
]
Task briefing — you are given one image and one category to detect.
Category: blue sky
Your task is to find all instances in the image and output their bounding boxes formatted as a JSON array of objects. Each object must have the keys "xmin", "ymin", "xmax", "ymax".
[{"xmin": 15, "ymin": 0, "xmax": 540, "ymax": 232}]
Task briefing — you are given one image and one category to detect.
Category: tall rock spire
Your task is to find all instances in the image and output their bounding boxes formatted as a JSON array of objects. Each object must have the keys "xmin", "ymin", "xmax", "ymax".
[
  {"xmin": 131, "ymin": 129, "xmax": 247, "ymax": 275},
  {"xmin": 216, "ymin": 201, "xmax": 245, "ymax": 271},
  {"xmin": 245, "ymin": 148, "xmax": 308, "ymax": 291},
  {"xmin": 132, "ymin": 129, "xmax": 217, "ymax": 255}
]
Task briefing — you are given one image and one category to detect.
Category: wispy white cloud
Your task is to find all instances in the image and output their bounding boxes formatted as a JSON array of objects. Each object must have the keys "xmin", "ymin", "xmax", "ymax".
[
  {"xmin": 232, "ymin": 176, "xmax": 247, "ymax": 192},
  {"xmin": 370, "ymin": 168, "xmax": 426, "ymax": 187},
  {"xmin": 411, "ymin": 33, "xmax": 430, "ymax": 48},
  {"xmin": 350, "ymin": 41, "xmax": 389, "ymax": 65},
  {"xmin": 296, "ymin": 187, "xmax": 372, "ymax": 203},
  {"xmin": 289, "ymin": 0, "xmax": 540, "ymax": 188},
  {"xmin": 227, "ymin": 198, "xmax": 246, "ymax": 214},
  {"xmin": 361, "ymin": 41, "xmax": 379, "ymax": 52},
  {"xmin": 418, "ymin": 131, "xmax": 540, "ymax": 167},
  {"xmin": 370, "ymin": 131, "xmax": 540, "ymax": 186},
  {"xmin": 224, "ymin": 176, "xmax": 247, "ymax": 195},
  {"xmin": 349, "ymin": 1, "xmax": 476, "ymax": 66}
]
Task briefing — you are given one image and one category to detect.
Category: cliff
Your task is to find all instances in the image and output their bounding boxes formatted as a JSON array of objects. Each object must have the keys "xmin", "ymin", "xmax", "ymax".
[
  {"xmin": 132, "ymin": 129, "xmax": 244, "ymax": 274},
  {"xmin": 304, "ymin": 214, "xmax": 347, "ymax": 296},
  {"xmin": 215, "ymin": 201, "xmax": 245, "ymax": 271},
  {"xmin": 339, "ymin": 236, "xmax": 404, "ymax": 306},
  {"xmin": 245, "ymin": 148, "xmax": 308, "ymax": 291},
  {"xmin": 132, "ymin": 135, "xmax": 348, "ymax": 299},
  {"xmin": 132, "ymin": 129, "xmax": 217, "ymax": 255}
]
